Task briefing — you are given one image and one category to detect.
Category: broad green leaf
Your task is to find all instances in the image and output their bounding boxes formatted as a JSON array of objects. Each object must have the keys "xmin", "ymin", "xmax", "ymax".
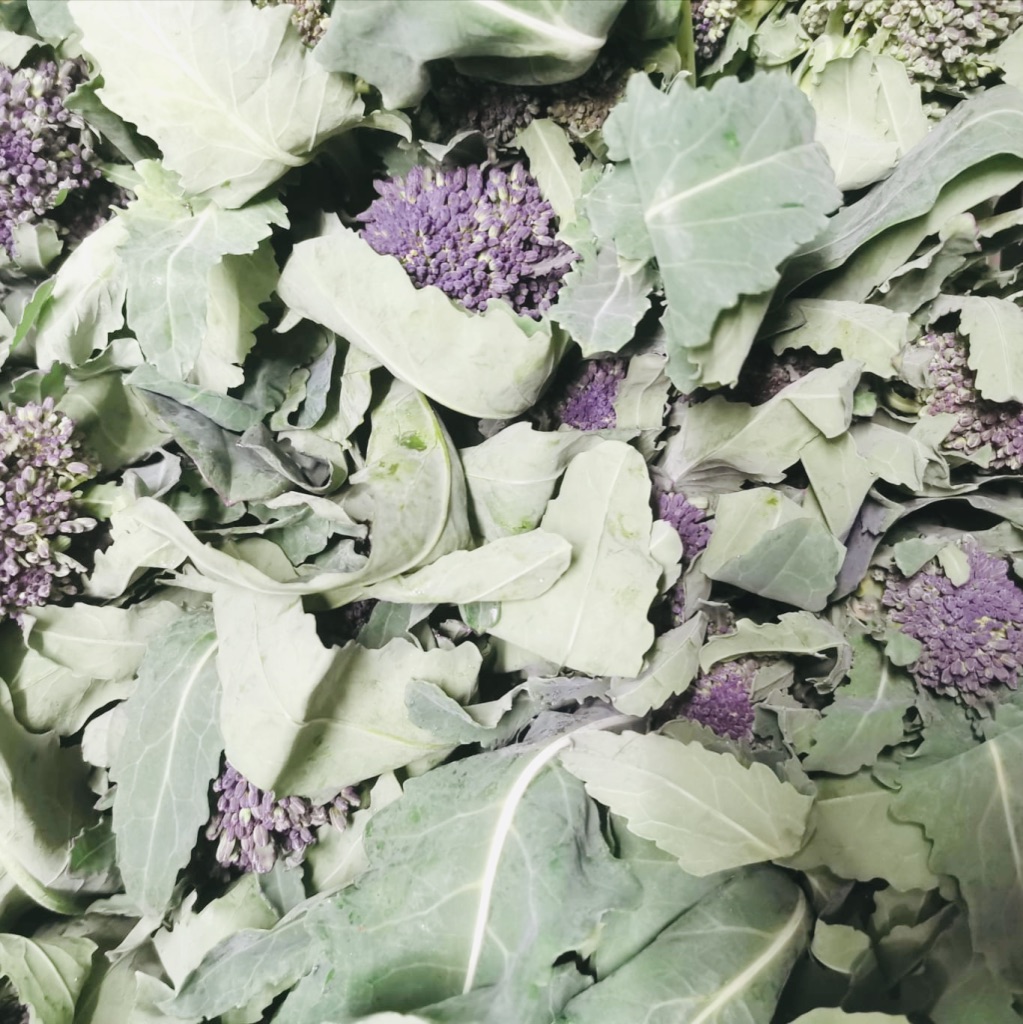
[
  {"xmin": 939, "ymin": 295, "xmax": 1023, "ymax": 403},
  {"xmin": 892, "ymin": 723, "xmax": 1023, "ymax": 989},
  {"xmin": 790, "ymin": 1012, "xmax": 911, "ymax": 1023},
  {"xmin": 700, "ymin": 611, "xmax": 846, "ymax": 671},
  {"xmin": 461, "ymin": 423, "xmax": 606, "ymax": 542},
  {"xmin": 609, "ymin": 614, "xmax": 706, "ymax": 717},
  {"xmin": 317, "ymin": 0, "xmax": 625, "ymax": 108},
  {"xmin": 773, "ymin": 299, "xmax": 908, "ymax": 379},
  {"xmin": 596, "ymin": 73, "xmax": 839, "ymax": 389},
  {"xmin": 0, "ymin": 934, "xmax": 96, "ymax": 1024},
  {"xmin": 70, "ymin": 0, "xmax": 363, "ymax": 206},
  {"xmin": 33, "ymin": 215, "xmax": 128, "ymax": 370},
  {"xmin": 612, "ymin": 349, "xmax": 671, "ymax": 432},
  {"xmin": 9, "ymin": 601, "xmax": 181, "ymax": 734},
  {"xmin": 0, "ymin": 681, "xmax": 97, "ymax": 915},
  {"xmin": 784, "ymin": 85, "xmax": 1023, "ymax": 292},
  {"xmin": 127, "ymin": 365, "xmax": 262, "ymax": 433},
  {"xmin": 0, "ymin": 27, "xmax": 36, "ymax": 65},
  {"xmin": 169, "ymin": 749, "xmax": 637, "ymax": 1021},
  {"xmin": 515, "ymin": 118, "xmax": 582, "ymax": 224},
  {"xmin": 801, "ymin": 636, "xmax": 914, "ymax": 774},
  {"xmin": 849, "ymin": 421, "xmax": 933, "ymax": 491},
  {"xmin": 685, "ymin": 286, "xmax": 776, "ymax": 391},
  {"xmin": 364, "ymin": 530, "xmax": 571, "ymax": 604},
  {"xmin": 780, "ymin": 772, "xmax": 937, "ymax": 892},
  {"xmin": 810, "ymin": 922, "xmax": 870, "ymax": 975},
  {"xmin": 660, "ymin": 361, "xmax": 860, "ymax": 486},
  {"xmin": 487, "ymin": 441, "xmax": 661, "ymax": 677},
  {"xmin": 118, "ymin": 163, "xmax": 286, "ymax": 384},
  {"xmin": 213, "ymin": 586, "xmax": 481, "ymax": 795},
  {"xmin": 701, "ymin": 487, "xmax": 846, "ymax": 612},
  {"xmin": 805, "ymin": 50, "xmax": 926, "ymax": 191},
  {"xmin": 561, "ymin": 867, "xmax": 810, "ymax": 1024},
  {"xmin": 278, "ymin": 223, "xmax": 565, "ymax": 419},
  {"xmin": 552, "ymin": 243, "xmax": 655, "ymax": 357},
  {"xmin": 801, "ymin": 432, "xmax": 877, "ymax": 540},
  {"xmin": 109, "ymin": 611, "xmax": 221, "ymax": 917},
  {"xmin": 561, "ymin": 730, "xmax": 813, "ymax": 875}
]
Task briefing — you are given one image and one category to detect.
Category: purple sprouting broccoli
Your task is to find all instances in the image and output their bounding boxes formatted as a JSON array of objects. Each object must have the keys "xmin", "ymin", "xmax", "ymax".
[
  {"xmin": 0, "ymin": 399, "xmax": 95, "ymax": 623},
  {"xmin": 692, "ymin": 0, "xmax": 738, "ymax": 65},
  {"xmin": 656, "ymin": 490, "xmax": 711, "ymax": 626},
  {"xmin": 552, "ymin": 358, "xmax": 627, "ymax": 431},
  {"xmin": 799, "ymin": 0, "xmax": 1023, "ymax": 91},
  {"xmin": 358, "ymin": 162, "xmax": 576, "ymax": 320},
  {"xmin": 253, "ymin": 0, "xmax": 329, "ymax": 47},
  {"xmin": 206, "ymin": 762, "xmax": 360, "ymax": 874},
  {"xmin": 882, "ymin": 543, "xmax": 1023, "ymax": 701},
  {"xmin": 0, "ymin": 59, "xmax": 100, "ymax": 258},
  {"xmin": 50, "ymin": 177, "xmax": 132, "ymax": 253},
  {"xmin": 922, "ymin": 331, "xmax": 1023, "ymax": 470},
  {"xmin": 680, "ymin": 658, "xmax": 756, "ymax": 741},
  {"xmin": 730, "ymin": 346, "xmax": 823, "ymax": 406}
]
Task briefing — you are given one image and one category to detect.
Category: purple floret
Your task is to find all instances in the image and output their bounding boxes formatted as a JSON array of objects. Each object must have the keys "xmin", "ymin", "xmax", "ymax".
[
  {"xmin": 693, "ymin": 0, "xmax": 738, "ymax": 65},
  {"xmin": 553, "ymin": 358, "xmax": 627, "ymax": 430},
  {"xmin": 656, "ymin": 490, "xmax": 711, "ymax": 626},
  {"xmin": 0, "ymin": 59, "xmax": 99, "ymax": 257},
  {"xmin": 206, "ymin": 762, "xmax": 360, "ymax": 874},
  {"xmin": 882, "ymin": 543, "xmax": 1023, "ymax": 700},
  {"xmin": 0, "ymin": 399, "xmax": 95, "ymax": 623},
  {"xmin": 358, "ymin": 162, "xmax": 575, "ymax": 319},
  {"xmin": 681, "ymin": 658, "xmax": 756, "ymax": 740},
  {"xmin": 923, "ymin": 331, "xmax": 1023, "ymax": 470}
]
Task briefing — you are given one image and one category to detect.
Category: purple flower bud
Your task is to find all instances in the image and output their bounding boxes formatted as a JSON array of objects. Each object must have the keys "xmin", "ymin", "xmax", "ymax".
[
  {"xmin": 655, "ymin": 490, "xmax": 712, "ymax": 627},
  {"xmin": 551, "ymin": 358, "xmax": 627, "ymax": 431},
  {"xmin": 882, "ymin": 542, "xmax": 1023, "ymax": 700},
  {"xmin": 680, "ymin": 658, "xmax": 756, "ymax": 740},
  {"xmin": 358, "ymin": 163, "xmax": 575, "ymax": 319},
  {"xmin": 693, "ymin": 0, "xmax": 739, "ymax": 65},
  {"xmin": 252, "ymin": 0, "xmax": 329, "ymax": 47}
]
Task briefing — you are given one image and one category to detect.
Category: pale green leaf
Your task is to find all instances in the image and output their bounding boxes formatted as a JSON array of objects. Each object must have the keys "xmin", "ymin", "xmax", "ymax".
[
  {"xmin": 701, "ymin": 487, "xmax": 846, "ymax": 612},
  {"xmin": 461, "ymin": 423, "xmax": 606, "ymax": 542},
  {"xmin": 700, "ymin": 611, "xmax": 846, "ymax": 672},
  {"xmin": 168, "ymin": 749, "xmax": 636, "ymax": 1021},
  {"xmin": 685, "ymin": 286, "xmax": 776, "ymax": 391},
  {"xmin": 317, "ymin": 0, "xmax": 625, "ymax": 108},
  {"xmin": 552, "ymin": 244, "xmax": 655, "ymax": 357},
  {"xmin": 0, "ymin": 27, "xmax": 37, "ymax": 66},
  {"xmin": 810, "ymin": 922, "xmax": 871, "ymax": 975},
  {"xmin": 118, "ymin": 164, "xmax": 285, "ymax": 383},
  {"xmin": 995, "ymin": 25, "xmax": 1023, "ymax": 90},
  {"xmin": 939, "ymin": 295, "xmax": 1023, "ymax": 403},
  {"xmin": 110, "ymin": 610, "xmax": 222, "ymax": 917},
  {"xmin": 892, "ymin": 723, "xmax": 1023, "ymax": 989},
  {"xmin": 33, "ymin": 216, "xmax": 128, "ymax": 370},
  {"xmin": 515, "ymin": 118, "xmax": 581, "ymax": 224},
  {"xmin": 773, "ymin": 299, "xmax": 909, "ymax": 379},
  {"xmin": 213, "ymin": 587, "xmax": 481, "ymax": 796},
  {"xmin": 596, "ymin": 73, "xmax": 839, "ymax": 389},
  {"xmin": 0, "ymin": 934, "xmax": 96, "ymax": 1024},
  {"xmin": 800, "ymin": 635, "xmax": 915, "ymax": 774},
  {"xmin": 278, "ymin": 223, "xmax": 564, "ymax": 419},
  {"xmin": 790, "ymin": 1011, "xmax": 911, "ymax": 1024},
  {"xmin": 801, "ymin": 431, "xmax": 877, "ymax": 540},
  {"xmin": 70, "ymin": 0, "xmax": 363, "ymax": 206},
  {"xmin": 364, "ymin": 530, "xmax": 571, "ymax": 603},
  {"xmin": 487, "ymin": 440, "xmax": 660, "ymax": 677},
  {"xmin": 609, "ymin": 614, "xmax": 706, "ymax": 717},
  {"xmin": 561, "ymin": 730, "xmax": 813, "ymax": 874},
  {"xmin": 612, "ymin": 350, "xmax": 670, "ymax": 431},
  {"xmin": 780, "ymin": 771, "xmax": 937, "ymax": 892},
  {"xmin": 849, "ymin": 421, "xmax": 933, "ymax": 491},
  {"xmin": 127, "ymin": 365, "xmax": 262, "ymax": 433}
]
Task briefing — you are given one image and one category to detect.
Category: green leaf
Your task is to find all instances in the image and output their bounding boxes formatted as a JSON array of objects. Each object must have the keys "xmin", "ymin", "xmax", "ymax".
[
  {"xmin": 701, "ymin": 611, "xmax": 846, "ymax": 671},
  {"xmin": 317, "ymin": 0, "xmax": 626, "ymax": 108},
  {"xmin": 33, "ymin": 216, "xmax": 128, "ymax": 370},
  {"xmin": 596, "ymin": 73, "xmax": 839, "ymax": 389},
  {"xmin": 128, "ymin": 365, "xmax": 262, "ymax": 433},
  {"xmin": 780, "ymin": 771, "xmax": 937, "ymax": 893},
  {"xmin": 701, "ymin": 487, "xmax": 846, "ymax": 612},
  {"xmin": 487, "ymin": 440, "xmax": 661, "ymax": 677},
  {"xmin": 773, "ymin": 299, "xmax": 909, "ymax": 379},
  {"xmin": 561, "ymin": 730, "xmax": 813, "ymax": 875},
  {"xmin": 789, "ymin": 1011, "xmax": 911, "ymax": 1023},
  {"xmin": 213, "ymin": 587, "xmax": 481, "ymax": 795},
  {"xmin": 800, "ymin": 636, "xmax": 915, "ymax": 774},
  {"xmin": 364, "ymin": 530, "xmax": 571, "ymax": 603},
  {"xmin": 801, "ymin": 432, "xmax": 877, "ymax": 540},
  {"xmin": 609, "ymin": 614, "xmax": 706, "ymax": 717},
  {"xmin": 938, "ymin": 295, "xmax": 1023, "ymax": 403},
  {"xmin": 552, "ymin": 244, "xmax": 655, "ymax": 357},
  {"xmin": 784, "ymin": 85, "xmax": 1023, "ymax": 292},
  {"xmin": 69, "ymin": 0, "xmax": 363, "ymax": 206},
  {"xmin": 892, "ymin": 723, "xmax": 1023, "ymax": 989},
  {"xmin": 0, "ymin": 933, "xmax": 96, "ymax": 1024},
  {"xmin": 10, "ymin": 600, "xmax": 181, "ymax": 734},
  {"xmin": 118, "ymin": 164, "xmax": 286, "ymax": 384},
  {"xmin": 169, "ymin": 748, "xmax": 637, "ymax": 1021},
  {"xmin": 110, "ymin": 610, "xmax": 222, "ymax": 917},
  {"xmin": 278, "ymin": 223, "xmax": 565, "ymax": 419},
  {"xmin": 515, "ymin": 118, "xmax": 582, "ymax": 224},
  {"xmin": 561, "ymin": 867, "xmax": 810, "ymax": 1024}
]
